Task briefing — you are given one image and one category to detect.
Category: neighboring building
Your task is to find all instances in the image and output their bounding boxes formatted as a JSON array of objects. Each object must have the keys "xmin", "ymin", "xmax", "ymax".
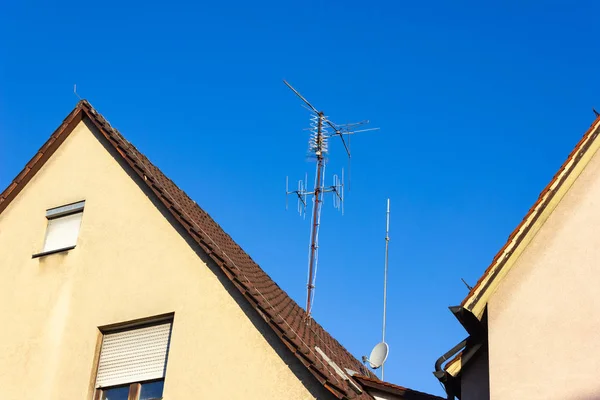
[
  {"xmin": 434, "ymin": 115, "xmax": 600, "ymax": 400},
  {"xmin": 0, "ymin": 100, "xmax": 442, "ymax": 400},
  {"xmin": 354, "ymin": 376, "xmax": 446, "ymax": 400}
]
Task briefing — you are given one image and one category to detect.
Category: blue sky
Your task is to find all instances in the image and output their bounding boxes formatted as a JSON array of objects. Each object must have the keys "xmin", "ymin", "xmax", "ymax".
[{"xmin": 2, "ymin": 1, "xmax": 600, "ymax": 395}]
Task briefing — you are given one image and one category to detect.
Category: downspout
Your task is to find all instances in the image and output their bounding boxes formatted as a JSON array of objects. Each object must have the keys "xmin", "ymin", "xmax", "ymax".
[
  {"xmin": 433, "ymin": 338, "xmax": 467, "ymax": 400},
  {"xmin": 434, "ymin": 338, "xmax": 467, "ymax": 373},
  {"xmin": 434, "ymin": 305, "xmax": 487, "ymax": 399}
]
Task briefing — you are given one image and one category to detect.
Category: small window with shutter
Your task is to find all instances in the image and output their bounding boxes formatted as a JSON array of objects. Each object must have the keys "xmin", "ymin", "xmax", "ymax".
[
  {"xmin": 94, "ymin": 320, "xmax": 173, "ymax": 400},
  {"xmin": 33, "ymin": 200, "xmax": 85, "ymax": 258}
]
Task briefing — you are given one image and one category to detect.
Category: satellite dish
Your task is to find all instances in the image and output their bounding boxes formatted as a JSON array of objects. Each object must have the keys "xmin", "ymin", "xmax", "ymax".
[{"xmin": 368, "ymin": 342, "xmax": 389, "ymax": 369}]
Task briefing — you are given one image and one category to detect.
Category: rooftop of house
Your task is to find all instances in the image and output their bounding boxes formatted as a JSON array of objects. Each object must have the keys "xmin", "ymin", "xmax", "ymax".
[{"xmin": 0, "ymin": 100, "xmax": 442, "ymax": 400}]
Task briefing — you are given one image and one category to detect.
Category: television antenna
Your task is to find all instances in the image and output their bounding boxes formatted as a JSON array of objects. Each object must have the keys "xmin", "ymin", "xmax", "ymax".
[
  {"xmin": 363, "ymin": 199, "xmax": 391, "ymax": 379},
  {"xmin": 73, "ymin": 84, "xmax": 82, "ymax": 100},
  {"xmin": 284, "ymin": 80, "xmax": 378, "ymax": 318}
]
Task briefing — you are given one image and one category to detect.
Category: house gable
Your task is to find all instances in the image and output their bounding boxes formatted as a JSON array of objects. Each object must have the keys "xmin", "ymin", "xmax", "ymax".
[
  {"xmin": 485, "ymin": 123, "xmax": 600, "ymax": 399},
  {"xmin": 0, "ymin": 115, "xmax": 344, "ymax": 399},
  {"xmin": 461, "ymin": 116, "xmax": 600, "ymax": 319},
  {"xmin": 437, "ymin": 115, "xmax": 600, "ymax": 386}
]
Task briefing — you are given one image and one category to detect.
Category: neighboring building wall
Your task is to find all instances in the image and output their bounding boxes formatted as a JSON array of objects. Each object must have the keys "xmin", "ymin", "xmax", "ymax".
[
  {"xmin": 461, "ymin": 346, "xmax": 489, "ymax": 400},
  {"xmin": 0, "ymin": 119, "xmax": 333, "ymax": 400},
  {"xmin": 487, "ymin": 145, "xmax": 600, "ymax": 399}
]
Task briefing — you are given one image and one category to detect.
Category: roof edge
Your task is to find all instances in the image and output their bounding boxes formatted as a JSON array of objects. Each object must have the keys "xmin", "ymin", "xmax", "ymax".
[
  {"xmin": 0, "ymin": 101, "xmax": 86, "ymax": 215},
  {"xmin": 461, "ymin": 115, "xmax": 600, "ymax": 317},
  {"xmin": 353, "ymin": 375, "xmax": 445, "ymax": 400}
]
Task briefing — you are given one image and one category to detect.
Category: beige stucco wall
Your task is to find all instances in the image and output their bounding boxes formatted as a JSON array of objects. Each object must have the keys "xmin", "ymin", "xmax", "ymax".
[
  {"xmin": 0, "ymin": 119, "xmax": 332, "ymax": 400},
  {"xmin": 461, "ymin": 346, "xmax": 489, "ymax": 400},
  {"xmin": 487, "ymin": 144, "xmax": 600, "ymax": 400}
]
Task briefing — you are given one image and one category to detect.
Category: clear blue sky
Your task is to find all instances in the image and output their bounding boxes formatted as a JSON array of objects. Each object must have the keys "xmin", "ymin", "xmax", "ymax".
[{"xmin": 2, "ymin": 1, "xmax": 600, "ymax": 395}]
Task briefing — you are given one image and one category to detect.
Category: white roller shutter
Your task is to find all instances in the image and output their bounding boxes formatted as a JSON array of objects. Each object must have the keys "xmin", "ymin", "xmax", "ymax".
[
  {"xmin": 42, "ymin": 212, "xmax": 83, "ymax": 252},
  {"xmin": 96, "ymin": 322, "xmax": 172, "ymax": 388}
]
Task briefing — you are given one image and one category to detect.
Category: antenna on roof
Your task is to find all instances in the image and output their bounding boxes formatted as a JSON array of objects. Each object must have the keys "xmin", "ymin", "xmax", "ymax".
[
  {"xmin": 461, "ymin": 278, "xmax": 473, "ymax": 291},
  {"xmin": 363, "ymin": 199, "xmax": 391, "ymax": 380},
  {"xmin": 283, "ymin": 80, "xmax": 377, "ymax": 319},
  {"xmin": 73, "ymin": 84, "xmax": 82, "ymax": 100}
]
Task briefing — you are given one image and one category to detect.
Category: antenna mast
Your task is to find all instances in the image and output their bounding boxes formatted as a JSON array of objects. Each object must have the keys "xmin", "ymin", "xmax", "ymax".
[
  {"xmin": 284, "ymin": 80, "xmax": 378, "ymax": 318},
  {"xmin": 361, "ymin": 201, "xmax": 392, "ymax": 379},
  {"xmin": 306, "ymin": 111, "xmax": 325, "ymax": 317},
  {"xmin": 382, "ymin": 198, "xmax": 390, "ymax": 379}
]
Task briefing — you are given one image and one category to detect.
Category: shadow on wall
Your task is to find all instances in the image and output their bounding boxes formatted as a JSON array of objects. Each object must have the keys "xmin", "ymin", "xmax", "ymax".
[{"xmin": 567, "ymin": 381, "xmax": 600, "ymax": 400}]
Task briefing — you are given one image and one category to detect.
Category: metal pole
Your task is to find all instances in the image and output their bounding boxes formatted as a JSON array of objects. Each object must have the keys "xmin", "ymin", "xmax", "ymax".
[
  {"xmin": 306, "ymin": 112, "xmax": 325, "ymax": 317},
  {"xmin": 382, "ymin": 198, "xmax": 390, "ymax": 380}
]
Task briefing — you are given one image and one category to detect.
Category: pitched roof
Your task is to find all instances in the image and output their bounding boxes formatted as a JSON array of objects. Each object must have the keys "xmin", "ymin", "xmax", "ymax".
[
  {"xmin": 461, "ymin": 114, "xmax": 600, "ymax": 317},
  {"xmin": 353, "ymin": 375, "xmax": 445, "ymax": 400},
  {"xmin": 1, "ymin": 100, "xmax": 381, "ymax": 399}
]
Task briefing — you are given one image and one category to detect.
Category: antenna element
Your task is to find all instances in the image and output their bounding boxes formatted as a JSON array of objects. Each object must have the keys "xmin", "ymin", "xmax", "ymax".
[
  {"xmin": 284, "ymin": 80, "xmax": 376, "ymax": 318},
  {"xmin": 461, "ymin": 278, "xmax": 473, "ymax": 291},
  {"xmin": 73, "ymin": 84, "xmax": 82, "ymax": 100}
]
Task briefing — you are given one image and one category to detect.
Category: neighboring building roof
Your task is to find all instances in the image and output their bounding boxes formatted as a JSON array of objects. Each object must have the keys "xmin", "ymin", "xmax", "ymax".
[
  {"xmin": 353, "ymin": 375, "xmax": 445, "ymax": 400},
  {"xmin": 435, "ymin": 114, "xmax": 600, "ymax": 383},
  {"xmin": 460, "ymin": 114, "xmax": 600, "ymax": 319},
  {"xmin": 0, "ymin": 100, "xmax": 441, "ymax": 400}
]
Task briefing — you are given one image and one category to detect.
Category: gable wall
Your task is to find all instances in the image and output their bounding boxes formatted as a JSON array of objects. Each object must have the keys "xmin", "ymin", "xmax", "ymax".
[
  {"xmin": 0, "ymin": 119, "xmax": 334, "ymax": 399},
  {"xmin": 487, "ymin": 144, "xmax": 600, "ymax": 399}
]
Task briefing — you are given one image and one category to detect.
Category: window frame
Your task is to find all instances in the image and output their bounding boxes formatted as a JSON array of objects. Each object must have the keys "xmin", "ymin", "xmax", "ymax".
[
  {"xmin": 93, "ymin": 382, "xmax": 140, "ymax": 400},
  {"xmin": 94, "ymin": 379, "xmax": 165, "ymax": 400},
  {"xmin": 93, "ymin": 381, "xmax": 140, "ymax": 400},
  {"xmin": 32, "ymin": 200, "xmax": 85, "ymax": 258},
  {"xmin": 93, "ymin": 314, "xmax": 174, "ymax": 400}
]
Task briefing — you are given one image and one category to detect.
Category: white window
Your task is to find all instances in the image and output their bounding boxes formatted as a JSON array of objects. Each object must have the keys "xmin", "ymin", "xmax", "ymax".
[
  {"xmin": 94, "ymin": 321, "xmax": 172, "ymax": 400},
  {"xmin": 35, "ymin": 201, "xmax": 84, "ymax": 257}
]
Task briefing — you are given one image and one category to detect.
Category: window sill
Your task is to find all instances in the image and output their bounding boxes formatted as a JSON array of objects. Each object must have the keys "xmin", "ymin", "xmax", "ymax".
[{"xmin": 32, "ymin": 245, "xmax": 76, "ymax": 259}]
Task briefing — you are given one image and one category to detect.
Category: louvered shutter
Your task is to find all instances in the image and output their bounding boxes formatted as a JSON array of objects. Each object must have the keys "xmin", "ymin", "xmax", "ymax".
[
  {"xmin": 42, "ymin": 212, "xmax": 83, "ymax": 252},
  {"xmin": 96, "ymin": 323, "xmax": 172, "ymax": 388}
]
